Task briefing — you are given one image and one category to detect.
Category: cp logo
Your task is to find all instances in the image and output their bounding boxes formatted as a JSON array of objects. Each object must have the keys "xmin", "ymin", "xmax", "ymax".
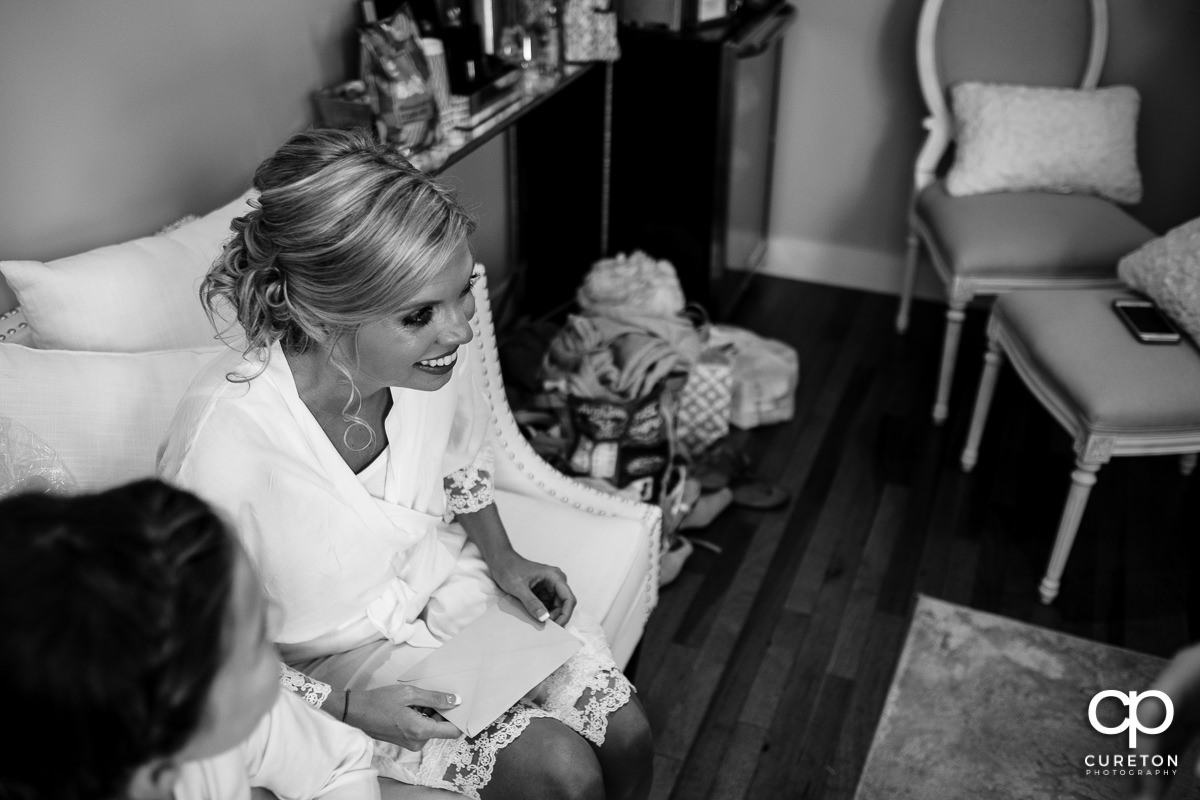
[{"xmin": 1088, "ymin": 690, "xmax": 1173, "ymax": 748}]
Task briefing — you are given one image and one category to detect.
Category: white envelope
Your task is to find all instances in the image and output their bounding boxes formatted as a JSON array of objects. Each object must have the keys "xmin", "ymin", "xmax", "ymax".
[{"xmin": 398, "ymin": 596, "xmax": 582, "ymax": 736}]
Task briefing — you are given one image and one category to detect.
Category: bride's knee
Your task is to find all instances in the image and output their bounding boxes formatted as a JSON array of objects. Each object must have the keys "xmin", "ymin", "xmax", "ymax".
[
  {"xmin": 492, "ymin": 719, "xmax": 604, "ymax": 800},
  {"xmin": 541, "ymin": 733, "xmax": 605, "ymax": 800},
  {"xmin": 603, "ymin": 695, "xmax": 654, "ymax": 763}
]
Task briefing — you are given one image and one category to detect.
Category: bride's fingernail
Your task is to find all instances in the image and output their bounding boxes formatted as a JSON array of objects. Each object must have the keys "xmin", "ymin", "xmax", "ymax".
[
  {"xmin": 537, "ymin": 610, "xmax": 550, "ymax": 622},
  {"xmin": 447, "ymin": 693, "xmax": 460, "ymax": 706}
]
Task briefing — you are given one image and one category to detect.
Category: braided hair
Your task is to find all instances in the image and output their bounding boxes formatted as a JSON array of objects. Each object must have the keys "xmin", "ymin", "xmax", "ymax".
[{"xmin": 0, "ymin": 479, "xmax": 236, "ymax": 800}]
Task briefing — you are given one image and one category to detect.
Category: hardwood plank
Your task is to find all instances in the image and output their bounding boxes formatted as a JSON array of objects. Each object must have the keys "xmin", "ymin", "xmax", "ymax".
[
  {"xmin": 825, "ymin": 612, "xmax": 909, "ymax": 800},
  {"xmin": 649, "ymin": 754, "xmax": 683, "ymax": 800},
  {"xmin": 737, "ymin": 610, "xmax": 810, "ymax": 725},
  {"xmin": 784, "ymin": 675, "xmax": 855, "ymax": 799},
  {"xmin": 638, "ymin": 570, "xmax": 706, "ymax": 689},
  {"xmin": 706, "ymin": 723, "xmax": 770, "ymax": 800},
  {"xmin": 826, "ymin": 484, "xmax": 908, "ymax": 680}
]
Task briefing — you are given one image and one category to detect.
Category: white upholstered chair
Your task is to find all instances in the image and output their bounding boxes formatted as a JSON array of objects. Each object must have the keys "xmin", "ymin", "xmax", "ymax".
[{"xmin": 895, "ymin": 0, "xmax": 1155, "ymax": 425}]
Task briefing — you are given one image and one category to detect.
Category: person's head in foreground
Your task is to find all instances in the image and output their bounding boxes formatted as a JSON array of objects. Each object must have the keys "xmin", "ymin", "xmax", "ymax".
[
  {"xmin": 0, "ymin": 479, "xmax": 280, "ymax": 800},
  {"xmin": 203, "ymin": 127, "xmax": 479, "ymax": 404}
]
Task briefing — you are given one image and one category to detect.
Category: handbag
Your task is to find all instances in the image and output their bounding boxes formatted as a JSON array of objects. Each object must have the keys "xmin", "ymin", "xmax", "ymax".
[
  {"xmin": 563, "ymin": 380, "xmax": 678, "ymax": 501},
  {"xmin": 562, "ymin": 0, "xmax": 621, "ymax": 63}
]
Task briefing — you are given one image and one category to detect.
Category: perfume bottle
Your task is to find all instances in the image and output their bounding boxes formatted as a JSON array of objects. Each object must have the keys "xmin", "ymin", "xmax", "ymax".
[{"xmin": 535, "ymin": 0, "xmax": 562, "ymax": 75}]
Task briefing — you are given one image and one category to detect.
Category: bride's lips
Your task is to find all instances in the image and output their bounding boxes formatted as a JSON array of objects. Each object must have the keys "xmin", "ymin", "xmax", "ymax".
[{"xmin": 414, "ymin": 349, "xmax": 459, "ymax": 375}]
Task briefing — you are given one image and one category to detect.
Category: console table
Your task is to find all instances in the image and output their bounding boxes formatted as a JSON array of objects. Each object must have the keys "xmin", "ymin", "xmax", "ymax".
[
  {"xmin": 609, "ymin": 1, "xmax": 795, "ymax": 319},
  {"xmin": 412, "ymin": 64, "xmax": 614, "ymax": 329}
]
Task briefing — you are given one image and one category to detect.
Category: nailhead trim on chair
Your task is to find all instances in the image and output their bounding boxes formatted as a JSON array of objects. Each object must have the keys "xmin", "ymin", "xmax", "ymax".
[
  {"xmin": 0, "ymin": 307, "xmax": 28, "ymax": 342},
  {"xmin": 469, "ymin": 270, "xmax": 663, "ymax": 614}
]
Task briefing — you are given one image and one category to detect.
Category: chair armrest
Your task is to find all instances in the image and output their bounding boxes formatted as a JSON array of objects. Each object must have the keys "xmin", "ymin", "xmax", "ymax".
[{"xmin": 467, "ymin": 270, "xmax": 663, "ymax": 621}]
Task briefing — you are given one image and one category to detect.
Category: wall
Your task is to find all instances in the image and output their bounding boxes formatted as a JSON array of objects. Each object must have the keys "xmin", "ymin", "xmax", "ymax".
[
  {"xmin": 0, "ymin": 0, "xmax": 510, "ymax": 313},
  {"xmin": 8, "ymin": 1, "xmax": 1198, "ymax": 314},
  {"xmin": 764, "ymin": 0, "xmax": 1200, "ymax": 299}
]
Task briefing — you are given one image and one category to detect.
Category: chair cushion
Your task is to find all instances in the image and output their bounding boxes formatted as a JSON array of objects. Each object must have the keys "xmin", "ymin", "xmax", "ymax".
[
  {"xmin": 496, "ymin": 488, "xmax": 650, "ymax": 660},
  {"xmin": 915, "ymin": 181, "xmax": 1154, "ymax": 280},
  {"xmin": 994, "ymin": 288, "xmax": 1200, "ymax": 434}
]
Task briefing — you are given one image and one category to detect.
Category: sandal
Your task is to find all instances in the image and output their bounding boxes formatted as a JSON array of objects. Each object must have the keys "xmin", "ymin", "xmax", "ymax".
[{"xmin": 731, "ymin": 479, "xmax": 790, "ymax": 510}]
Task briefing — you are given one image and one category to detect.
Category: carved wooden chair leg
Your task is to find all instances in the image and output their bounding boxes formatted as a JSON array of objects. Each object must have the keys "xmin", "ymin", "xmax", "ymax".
[
  {"xmin": 1181, "ymin": 453, "xmax": 1198, "ymax": 476},
  {"xmin": 896, "ymin": 230, "xmax": 921, "ymax": 334},
  {"xmin": 961, "ymin": 336, "xmax": 1004, "ymax": 473},
  {"xmin": 932, "ymin": 298, "xmax": 968, "ymax": 425},
  {"xmin": 1038, "ymin": 458, "xmax": 1102, "ymax": 605}
]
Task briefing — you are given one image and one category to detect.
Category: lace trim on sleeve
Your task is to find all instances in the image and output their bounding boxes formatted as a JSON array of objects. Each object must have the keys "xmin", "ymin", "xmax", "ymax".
[
  {"xmin": 279, "ymin": 663, "xmax": 331, "ymax": 708},
  {"xmin": 443, "ymin": 445, "xmax": 495, "ymax": 522}
]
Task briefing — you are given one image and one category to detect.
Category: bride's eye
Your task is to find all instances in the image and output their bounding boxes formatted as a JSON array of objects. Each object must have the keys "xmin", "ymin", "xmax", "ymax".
[
  {"xmin": 402, "ymin": 307, "xmax": 434, "ymax": 328},
  {"xmin": 459, "ymin": 273, "xmax": 481, "ymax": 298}
]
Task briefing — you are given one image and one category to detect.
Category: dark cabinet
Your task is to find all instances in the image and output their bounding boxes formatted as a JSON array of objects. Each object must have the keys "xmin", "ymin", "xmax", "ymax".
[{"xmin": 609, "ymin": 1, "xmax": 795, "ymax": 318}]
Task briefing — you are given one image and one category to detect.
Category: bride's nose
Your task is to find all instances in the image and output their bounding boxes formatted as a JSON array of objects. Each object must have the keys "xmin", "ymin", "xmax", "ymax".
[{"xmin": 442, "ymin": 304, "xmax": 474, "ymax": 347}]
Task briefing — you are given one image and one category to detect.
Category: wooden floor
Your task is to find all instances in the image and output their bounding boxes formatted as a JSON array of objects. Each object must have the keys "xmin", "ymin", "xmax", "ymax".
[{"xmin": 632, "ymin": 275, "xmax": 1200, "ymax": 800}]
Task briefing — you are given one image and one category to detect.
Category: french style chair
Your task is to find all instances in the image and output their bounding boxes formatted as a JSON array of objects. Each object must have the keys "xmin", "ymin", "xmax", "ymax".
[
  {"xmin": 959, "ymin": 288, "xmax": 1200, "ymax": 604},
  {"xmin": 895, "ymin": 0, "xmax": 1154, "ymax": 425}
]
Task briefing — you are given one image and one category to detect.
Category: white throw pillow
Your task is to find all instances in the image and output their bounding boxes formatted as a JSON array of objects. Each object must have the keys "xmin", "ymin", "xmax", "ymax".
[
  {"xmin": 1118, "ymin": 216, "xmax": 1200, "ymax": 344},
  {"xmin": 0, "ymin": 343, "xmax": 224, "ymax": 490},
  {"xmin": 945, "ymin": 83, "xmax": 1143, "ymax": 205},
  {"xmin": 0, "ymin": 189, "xmax": 255, "ymax": 352}
]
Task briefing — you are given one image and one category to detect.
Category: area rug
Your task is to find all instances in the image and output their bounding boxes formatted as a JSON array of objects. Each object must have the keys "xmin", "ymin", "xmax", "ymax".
[{"xmin": 854, "ymin": 595, "xmax": 1200, "ymax": 800}]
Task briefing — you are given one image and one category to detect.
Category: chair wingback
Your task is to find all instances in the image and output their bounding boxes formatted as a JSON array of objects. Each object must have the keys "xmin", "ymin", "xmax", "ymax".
[
  {"xmin": 465, "ymin": 265, "xmax": 663, "ymax": 627},
  {"xmin": 912, "ymin": 0, "xmax": 1108, "ymax": 192}
]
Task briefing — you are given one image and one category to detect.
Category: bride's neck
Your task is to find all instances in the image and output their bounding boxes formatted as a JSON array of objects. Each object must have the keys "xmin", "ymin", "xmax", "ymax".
[{"xmin": 284, "ymin": 347, "xmax": 386, "ymax": 420}]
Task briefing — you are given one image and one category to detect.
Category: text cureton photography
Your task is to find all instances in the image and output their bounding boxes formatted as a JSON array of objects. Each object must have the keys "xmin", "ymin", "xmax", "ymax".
[{"xmin": 1083, "ymin": 753, "xmax": 1178, "ymax": 777}]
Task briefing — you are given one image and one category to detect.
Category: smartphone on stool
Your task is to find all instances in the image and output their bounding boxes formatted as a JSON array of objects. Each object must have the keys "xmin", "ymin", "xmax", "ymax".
[{"xmin": 1112, "ymin": 298, "xmax": 1183, "ymax": 344}]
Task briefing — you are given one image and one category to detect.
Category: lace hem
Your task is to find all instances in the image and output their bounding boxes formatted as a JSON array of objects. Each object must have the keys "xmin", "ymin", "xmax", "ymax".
[
  {"xmin": 417, "ymin": 703, "xmax": 553, "ymax": 800},
  {"xmin": 540, "ymin": 631, "xmax": 634, "ymax": 747},
  {"xmin": 443, "ymin": 446, "xmax": 495, "ymax": 522},
  {"xmin": 278, "ymin": 663, "xmax": 331, "ymax": 708}
]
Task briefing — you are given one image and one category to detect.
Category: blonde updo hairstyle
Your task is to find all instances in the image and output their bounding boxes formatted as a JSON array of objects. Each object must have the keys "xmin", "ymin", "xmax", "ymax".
[{"xmin": 203, "ymin": 128, "xmax": 476, "ymax": 361}]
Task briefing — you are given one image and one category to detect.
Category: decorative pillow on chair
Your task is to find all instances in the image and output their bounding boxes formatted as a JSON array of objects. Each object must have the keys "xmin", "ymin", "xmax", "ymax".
[
  {"xmin": 0, "ymin": 190, "xmax": 254, "ymax": 352},
  {"xmin": 945, "ymin": 83, "xmax": 1143, "ymax": 205},
  {"xmin": 1118, "ymin": 216, "xmax": 1200, "ymax": 344},
  {"xmin": 0, "ymin": 343, "xmax": 224, "ymax": 490}
]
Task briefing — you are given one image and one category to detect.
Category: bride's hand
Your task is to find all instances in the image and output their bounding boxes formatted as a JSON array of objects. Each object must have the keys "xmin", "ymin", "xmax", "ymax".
[
  {"xmin": 338, "ymin": 686, "xmax": 463, "ymax": 751},
  {"xmin": 490, "ymin": 552, "xmax": 577, "ymax": 626}
]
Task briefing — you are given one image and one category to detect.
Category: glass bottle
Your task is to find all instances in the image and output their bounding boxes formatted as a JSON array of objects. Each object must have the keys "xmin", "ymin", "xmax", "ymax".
[{"xmin": 536, "ymin": 0, "xmax": 561, "ymax": 75}]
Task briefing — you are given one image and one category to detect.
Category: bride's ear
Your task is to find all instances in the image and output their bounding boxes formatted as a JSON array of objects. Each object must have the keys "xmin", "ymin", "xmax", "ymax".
[{"xmin": 126, "ymin": 758, "xmax": 182, "ymax": 800}]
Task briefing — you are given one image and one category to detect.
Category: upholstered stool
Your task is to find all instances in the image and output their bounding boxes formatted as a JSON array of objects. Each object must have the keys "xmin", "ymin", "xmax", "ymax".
[{"xmin": 960, "ymin": 288, "xmax": 1200, "ymax": 604}]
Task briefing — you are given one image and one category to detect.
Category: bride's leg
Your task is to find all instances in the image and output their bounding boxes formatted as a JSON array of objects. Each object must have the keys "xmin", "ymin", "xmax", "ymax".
[
  {"xmin": 589, "ymin": 692, "xmax": 653, "ymax": 800},
  {"xmin": 479, "ymin": 717, "xmax": 604, "ymax": 800}
]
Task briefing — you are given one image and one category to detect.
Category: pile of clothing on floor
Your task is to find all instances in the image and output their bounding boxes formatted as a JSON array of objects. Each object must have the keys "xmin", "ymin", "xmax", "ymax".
[{"xmin": 504, "ymin": 251, "xmax": 801, "ymax": 585}]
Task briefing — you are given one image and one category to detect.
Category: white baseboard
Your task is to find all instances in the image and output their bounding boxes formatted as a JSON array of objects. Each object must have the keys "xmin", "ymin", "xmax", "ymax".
[{"xmin": 755, "ymin": 236, "xmax": 942, "ymax": 301}]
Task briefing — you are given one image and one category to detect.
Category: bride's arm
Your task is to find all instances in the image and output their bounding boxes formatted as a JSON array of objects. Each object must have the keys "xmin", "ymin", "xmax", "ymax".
[
  {"xmin": 455, "ymin": 502, "xmax": 576, "ymax": 626},
  {"xmin": 446, "ymin": 444, "xmax": 577, "ymax": 624}
]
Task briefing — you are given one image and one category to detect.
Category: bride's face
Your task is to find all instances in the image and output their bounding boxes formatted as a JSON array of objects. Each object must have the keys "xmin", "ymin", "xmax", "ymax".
[{"xmin": 342, "ymin": 240, "xmax": 477, "ymax": 394}]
